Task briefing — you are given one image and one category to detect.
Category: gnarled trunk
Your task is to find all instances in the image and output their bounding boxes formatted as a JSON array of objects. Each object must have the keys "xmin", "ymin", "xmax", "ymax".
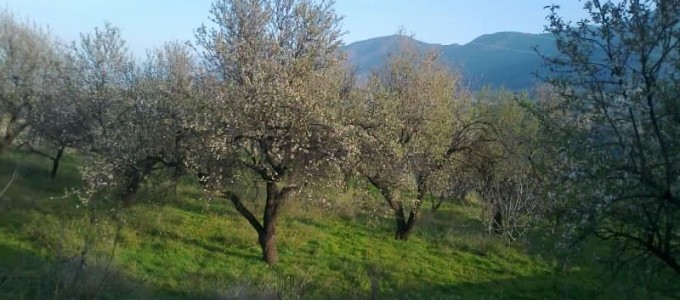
[
  {"xmin": 394, "ymin": 205, "xmax": 419, "ymax": 240},
  {"xmin": 258, "ymin": 226, "xmax": 277, "ymax": 264},
  {"xmin": 260, "ymin": 181, "xmax": 280, "ymax": 264},
  {"xmin": 122, "ymin": 173, "xmax": 143, "ymax": 207},
  {"xmin": 492, "ymin": 200, "xmax": 503, "ymax": 235},
  {"xmin": 227, "ymin": 181, "xmax": 296, "ymax": 265},
  {"xmin": 121, "ymin": 158, "xmax": 157, "ymax": 207},
  {"xmin": 430, "ymin": 192, "xmax": 445, "ymax": 212},
  {"xmin": 393, "ymin": 176, "xmax": 426, "ymax": 240},
  {"xmin": 49, "ymin": 146, "xmax": 65, "ymax": 179},
  {"xmin": 367, "ymin": 175, "xmax": 423, "ymax": 241}
]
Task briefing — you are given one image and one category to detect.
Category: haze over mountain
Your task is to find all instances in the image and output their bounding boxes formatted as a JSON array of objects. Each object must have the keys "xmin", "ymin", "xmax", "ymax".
[{"xmin": 342, "ymin": 32, "xmax": 561, "ymax": 91}]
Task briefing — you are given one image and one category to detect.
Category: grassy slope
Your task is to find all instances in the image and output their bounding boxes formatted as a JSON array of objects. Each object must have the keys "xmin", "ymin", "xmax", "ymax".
[{"xmin": 0, "ymin": 151, "xmax": 665, "ymax": 299}]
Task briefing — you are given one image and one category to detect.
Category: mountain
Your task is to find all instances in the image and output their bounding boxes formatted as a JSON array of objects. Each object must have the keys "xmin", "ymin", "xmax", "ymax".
[
  {"xmin": 342, "ymin": 35, "xmax": 444, "ymax": 77},
  {"xmin": 342, "ymin": 32, "xmax": 560, "ymax": 91}
]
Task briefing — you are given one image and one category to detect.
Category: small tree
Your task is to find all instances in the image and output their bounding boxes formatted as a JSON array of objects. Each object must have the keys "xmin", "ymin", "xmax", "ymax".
[
  {"xmin": 194, "ymin": 0, "xmax": 346, "ymax": 264},
  {"xmin": 73, "ymin": 25, "xmax": 198, "ymax": 206},
  {"xmin": 349, "ymin": 41, "xmax": 475, "ymax": 240},
  {"xmin": 67, "ymin": 23, "xmax": 136, "ymax": 204},
  {"xmin": 112, "ymin": 41, "xmax": 202, "ymax": 205},
  {"xmin": 426, "ymin": 163, "xmax": 474, "ymax": 212},
  {"xmin": 471, "ymin": 90, "xmax": 542, "ymax": 240},
  {"xmin": 537, "ymin": 0, "xmax": 680, "ymax": 274},
  {"xmin": 22, "ymin": 44, "xmax": 87, "ymax": 178}
]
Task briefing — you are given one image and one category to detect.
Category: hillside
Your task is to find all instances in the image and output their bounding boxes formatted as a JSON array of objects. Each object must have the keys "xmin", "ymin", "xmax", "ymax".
[
  {"xmin": 0, "ymin": 151, "xmax": 665, "ymax": 299},
  {"xmin": 342, "ymin": 32, "xmax": 559, "ymax": 90}
]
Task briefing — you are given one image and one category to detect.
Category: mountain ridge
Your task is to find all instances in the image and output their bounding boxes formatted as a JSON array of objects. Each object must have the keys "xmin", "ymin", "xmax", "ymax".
[{"xmin": 342, "ymin": 31, "xmax": 559, "ymax": 90}]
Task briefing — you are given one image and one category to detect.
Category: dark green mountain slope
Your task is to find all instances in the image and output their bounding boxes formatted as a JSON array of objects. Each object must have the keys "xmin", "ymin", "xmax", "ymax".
[{"xmin": 342, "ymin": 32, "xmax": 560, "ymax": 90}]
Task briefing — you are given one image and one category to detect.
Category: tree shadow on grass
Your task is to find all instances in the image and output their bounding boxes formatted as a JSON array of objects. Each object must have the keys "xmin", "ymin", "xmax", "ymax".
[
  {"xmin": 141, "ymin": 225, "xmax": 262, "ymax": 262},
  {"xmin": 374, "ymin": 269, "xmax": 680, "ymax": 300},
  {"xmin": 0, "ymin": 152, "xmax": 81, "ymax": 193},
  {"xmin": 181, "ymin": 235, "xmax": 262, "ymax": 262},
  {"xmin": 0, "ymin": 243, "xmax": 162, "ymax": 299},
  {"xmin": 170, "ymin": 197, "xmax": 239, "ymax": 218},
  {"xmin": 370, "ymin": 273, "xmax": 599, "ymax": 300}
]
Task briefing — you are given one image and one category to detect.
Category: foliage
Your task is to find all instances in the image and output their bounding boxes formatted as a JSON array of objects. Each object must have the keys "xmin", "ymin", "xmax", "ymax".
[
  {"xmin": 0, "ymin": 9, "xmax": 61, "ymax": 154},
  {"xmin": 68, "ymin": 24, "xmax": 202, "ymax": 206},
  {"xmin": 347, "ymin": 37, "xmax": 480, "ymax": 240},
  {"xmin": 193, "ymin": 0, "xmax": 348, "ymax": 264},
  {"xmin": 472, "ymin": 90, "xmax": 543, "ymax": 241},
  {"xmin": 1, "ymin": 0, "xmax": 679, "ymax": 296},
  {"xmin": 536, "ymin": 0, "xmax": 680, "ymax": 277}
]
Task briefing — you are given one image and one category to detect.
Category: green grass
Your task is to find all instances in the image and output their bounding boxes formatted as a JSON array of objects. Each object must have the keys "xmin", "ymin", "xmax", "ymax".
[{"xmin": 0, "ymin": 151, "xmax": 673, "ymax": 299}]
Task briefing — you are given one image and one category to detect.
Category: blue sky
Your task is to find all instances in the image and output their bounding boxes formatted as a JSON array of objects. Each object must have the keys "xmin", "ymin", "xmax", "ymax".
[{"xmin": 2, "ymin": 0, "xmax": 588, "ymax": 56}]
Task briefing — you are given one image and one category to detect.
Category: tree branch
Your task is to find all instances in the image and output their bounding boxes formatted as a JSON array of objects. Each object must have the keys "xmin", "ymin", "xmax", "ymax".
[{"xmin": 220, "ymin": 191, "xmax": 264, "ymax": 234}]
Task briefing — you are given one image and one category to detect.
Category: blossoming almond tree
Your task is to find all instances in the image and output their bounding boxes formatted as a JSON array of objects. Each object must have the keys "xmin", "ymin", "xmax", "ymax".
[
  {"xmin": 73, "ymin": 24, "xmax": 201, "ymax": 206},
  {"xmin": 348, "ymin": 41, "xmax": 479, "ymax": 240},
  {"xmin": 194, "ymin": 0, "xmax": 347, "ymax": 264},
  {"xmin": 0, "ymin": 10, "xmax": 61, "ymax": 154},
  {"xmin": 536, "ymin": 0, "xmax": 680, "ymax": 275}
]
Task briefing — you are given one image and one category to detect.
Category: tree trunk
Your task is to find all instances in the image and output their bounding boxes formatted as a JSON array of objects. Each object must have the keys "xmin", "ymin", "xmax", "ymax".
[
  {"xmin": 366, "ymin": 175, "xmax": 423, "ymax": 241},
  {"xmin": 226, "ymin": 180, "xmax": 295, "ymax": 265},
  {"xmin": 394, "ymin": 205, "xmax": 419, "ymax": 240},
  {"xmin": 492, "ymin": 200, "xmax": 503, "ymax": 235},
  {"xmin": 655, "ymin": 249, "xmax": 680, "ymax": 275},
  {"xmin": 394, "ymin": 176, "xmax": 426, "ymax": 240},
  {"xmin": 0, "ymin": 132, "xmax": 17, "ymax": 155},
  {"xmin": 260, "ymin": 182, "xmax": 280, "ymax": 264},
  {"xmin": 121, "ymin": 159, "xmax": 155, "ymax": 207},
  {"xmin": 0, "ymin": 116, "xmax": 28, "ymax": 155},
  {"xmin": 49, "ymin": 146, "xmax": 65, "ymax": 179},
  {"xmin": 393, "ymin": 203, "xmax": 408, "ymax": 240},
  {"xmin": 430, "ymin": 193, "xmax": 444, "ymax": 212},
  {"xmin": 258, "ymin": 229, "xmax": 277, "ymax": 265},
  {"xmin": 122, "ymin": 174, "xmax": 143, "ymax": 207}
]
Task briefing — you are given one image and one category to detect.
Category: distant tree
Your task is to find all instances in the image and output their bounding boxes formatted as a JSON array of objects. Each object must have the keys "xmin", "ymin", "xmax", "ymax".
[
  {"xmin": 73, "ymin": 25, "xmax": 198, "ymax": 206},
  {"xmin": 348, "ymin": 41, "xmax": 479, "ymax": 240},
  {"xmin": 21, "ymin": 44, "xmax": 87, "ymax": 178},
  {"xmin": 537, "ymin": 0, "xmax": 680, "ymax": 274},
  {"xmin": 67, "ymin": 23, "xmax": 137, "ymax": 203},
  {"xmin": 0, "ymin": 10, "xmax": 61, "ymax": 154},
  {"xmin": 194, "ymin": 0, "xmax": 347, "ymax": 264},
  {"xmin": 426, "ymin": 162, "xmax": 474, "ymax": 212},
  {"xmin": 110, "ymin": 41, "xmax": 202, "ymax": 205},
  {"xmin": 472, "ymin": 90, "xmax": 542, "ymax": 240}
]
